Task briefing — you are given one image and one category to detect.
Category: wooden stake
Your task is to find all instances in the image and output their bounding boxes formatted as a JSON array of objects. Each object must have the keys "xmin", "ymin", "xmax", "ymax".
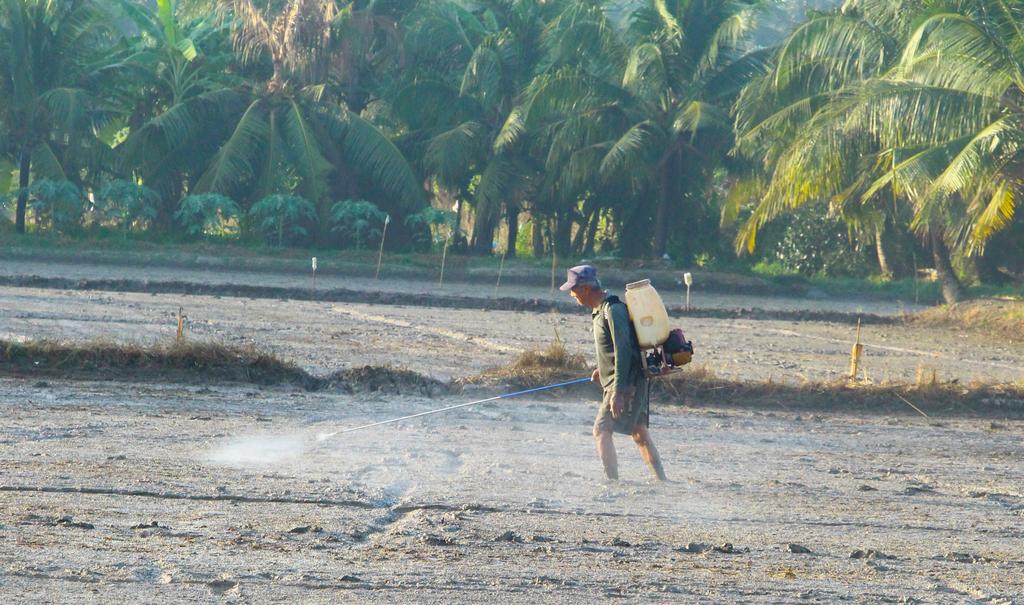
[
  {"xmin": 848, "ymin": 318, "xmax": 863, "ymax": 380},
  {"xmin": 176, "ymin": 306, "xmax": 185, "ymax": 343}
]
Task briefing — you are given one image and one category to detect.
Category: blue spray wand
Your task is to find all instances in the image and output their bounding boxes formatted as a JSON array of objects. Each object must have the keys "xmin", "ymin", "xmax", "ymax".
[{"xmin": 315, "ymin": 377, "xmax": 591, "ymax": 443}]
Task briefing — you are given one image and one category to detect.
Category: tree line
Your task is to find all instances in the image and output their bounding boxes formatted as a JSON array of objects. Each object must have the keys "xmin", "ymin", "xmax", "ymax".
[{"xmin": 1, "ymin": 0, "xmax": 1022, "ymax": 301}]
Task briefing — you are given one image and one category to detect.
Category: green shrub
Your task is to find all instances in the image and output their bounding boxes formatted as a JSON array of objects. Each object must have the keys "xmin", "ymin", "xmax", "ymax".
[
  {"xmin": 175, "ymin": 194, "xmax": 242, "ymax": 238},
  {"xmin": 329, "ymin": 199, "xmax": 387, "ymax": 249},
  {"xmin": 249, "ymin": 194, "xmax": 317, "ymax": 247},
  {"xmin": 765, "ymin": 205, "xmax": 873, "ymax": 278},
  {"xmin": 94, "ymin": 180, "xmax": 160, "ymax": 234},
  {"xmin": 405, "ymin": 207, "xmax": 457, "ymax": 248},
  {"xmin": 9, "ymin": 180, "xmax": 85, "ymax": 233}
]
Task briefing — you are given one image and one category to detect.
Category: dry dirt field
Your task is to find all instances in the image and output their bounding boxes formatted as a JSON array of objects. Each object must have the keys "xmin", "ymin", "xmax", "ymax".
[{"xmin": 1, "ymin": 259, "xmax": 1022, "ymax": 603}]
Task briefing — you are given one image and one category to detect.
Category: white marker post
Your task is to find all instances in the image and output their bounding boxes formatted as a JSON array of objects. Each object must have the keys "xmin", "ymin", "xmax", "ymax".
[
  {"xmin": 375, "ymin": 215, "xmax": 390, "ymax": 280},
  {"xmin": 550, "ymin": 250, "xmax": 557, "ymax": 294},
  {"xmin": 439, "ymin": 234, "xmax": 451, "ymax": 285},
  {"xmin": 683, "ymin": 272, "xmax": 693, "ymax": 311},
  {"xmin": 494, "ymin": 250, "xmax": 507, "ymax": 297},
  {"xmin": 311, "ymin": 256, "xmax": 318, "ymax": 290}
]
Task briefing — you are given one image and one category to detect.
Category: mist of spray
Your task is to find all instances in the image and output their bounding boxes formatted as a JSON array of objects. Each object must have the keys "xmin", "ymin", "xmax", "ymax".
[{"xmin": 207, "ymin": 433, "xmax": 308, "ymax": 466}]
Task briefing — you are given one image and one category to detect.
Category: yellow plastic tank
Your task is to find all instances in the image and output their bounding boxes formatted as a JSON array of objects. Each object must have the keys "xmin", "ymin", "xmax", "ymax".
[{"xmin": 624, "ymin": 279, "xmax": 670, "ymax": 348}]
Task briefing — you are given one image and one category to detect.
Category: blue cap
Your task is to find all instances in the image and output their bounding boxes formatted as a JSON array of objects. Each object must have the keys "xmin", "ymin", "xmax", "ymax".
[{"xmin": 560, "ymin": 264, "xmax": 599, "ymax": 291}]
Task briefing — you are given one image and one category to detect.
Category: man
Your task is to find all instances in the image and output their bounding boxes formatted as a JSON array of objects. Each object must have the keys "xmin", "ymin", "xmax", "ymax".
[{"xmin": 561, "ymin": 264, "xmax": 667, "ymax": 481}]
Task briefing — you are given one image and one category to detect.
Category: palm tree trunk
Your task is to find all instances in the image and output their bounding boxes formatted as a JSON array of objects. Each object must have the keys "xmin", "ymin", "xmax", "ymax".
[
  {"xmin": 15, "ymin": 151, "xmax": 30, "ymax": 234},
  {"xmin": 653, "ymin": 162, "xmax": 670, "ymax": 258},
  {"xmin": 584, "ymin": 208, "xmax": 601, "ymax": 255},
  {"xmin": 505, "ymin": 203, "xmax": 519, "ymax": 258},
  {"xmin": 652, "ymin": 148, "xmax": 681, "ymax": 258},
  {"xmin": 554, "ymin": 211, "xmax": 573, "ymax": 256},
  {"xmin": 571, "ymin": 208, "xmax": 590, "ymax": 254},
  {"xmin": 470, "ymin": 210, "xmax": 495, "ymax": 255},
  {"xmin": 930, "ymin": 230, "xmax": 964, "ymax": 304},
  {"xmin": 531, "ymin": 215, "xmax": 544, "ymax": 257},
  {"xmin": 874, "ymin": 228, "xmax": 894, "ymax": 281}
]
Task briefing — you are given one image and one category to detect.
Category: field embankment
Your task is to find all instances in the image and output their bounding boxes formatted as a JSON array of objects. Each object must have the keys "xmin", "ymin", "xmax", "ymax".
[{"xmin": 4, "ymin": 339, "xmax": 1020, "ymax": 418}]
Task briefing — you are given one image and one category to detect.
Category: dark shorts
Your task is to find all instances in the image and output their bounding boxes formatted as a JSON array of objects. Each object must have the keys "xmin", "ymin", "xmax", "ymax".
[{"xmin": 594, "ymin": 381, "xmax": 650, "ymax": 435}]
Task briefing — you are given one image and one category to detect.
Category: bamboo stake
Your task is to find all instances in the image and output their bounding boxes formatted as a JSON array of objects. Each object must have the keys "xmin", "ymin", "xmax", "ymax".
[
  {"xmin": 848, "ymin": 318, "xmax": 863, "ymax": 380},
  {"xmin": 176, "ymin": 306, "xmax": 185, "ymax": 343}
]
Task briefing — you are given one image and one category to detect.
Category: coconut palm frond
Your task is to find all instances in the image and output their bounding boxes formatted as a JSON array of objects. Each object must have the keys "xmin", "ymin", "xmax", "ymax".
[
  {"xmin": 900, "ymin": 12, "xmax": 1021, "ymax": 95},
  {"xmin": 968, "ymin": 178, "xmax": 1017, "ymax": 246},
  {"xmin": 30, "ymin": 142, "xmax": 67, "ymax": 181},
  {"xmin": 673, "ymin": 101, "xmax": 731, "ymax": 136},
  {"xmin": 774, "ymin": 14, "xmax": 896, "ymax": 90},
  {"xmin": 282, "ymin": 98, "xmax": 331, "ymax": 201},
  {"xmin": 927, "ymin": 115, "xmax": 1024, "ymax": 199},
  {"xmin": 851, "ymin": 80, "xmax": 998, "ymax": 149},
  {"xmin": 195, "ymin": 99, "xmax": 268, "ymax": 194},
  {"xmin": 698, "ymin": 6, "xmax": 756, "ymax": 78},
  {"xmin": 494, "ymin": 106, "xmax": 526, "ymax": 152},
  {"xmin": 598, "ymin": 120, "xmax": 664, "ymax": 180},
  {"xmin": 461, "ymin": 44, "xmax": 504, "ymax": 104},
  {"xmin": 622, "ymin": 42, "xmax": 667, "ymax": 108},
  {"xmin": 327, "ymin": 106, "xmax": 425, "ymax": 211},
  {"xmin": 425, "ymin": 121, "xmax": 486, "ymax": 188}
]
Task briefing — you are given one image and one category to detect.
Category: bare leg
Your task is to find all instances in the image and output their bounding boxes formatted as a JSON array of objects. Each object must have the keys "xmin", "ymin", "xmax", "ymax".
[
  {"xmin": 632, "ymin": 425, "xmax": 667, "ymax": 481},
  {"xmin": 593, "ymin": 426, "xmax": 618, "ymax": 480}
]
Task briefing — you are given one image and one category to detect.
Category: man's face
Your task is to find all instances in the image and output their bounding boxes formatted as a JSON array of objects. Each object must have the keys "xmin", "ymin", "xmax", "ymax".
[{"xmin": 569, "ymin": 284, "xmax": 593, "ymax": 306}]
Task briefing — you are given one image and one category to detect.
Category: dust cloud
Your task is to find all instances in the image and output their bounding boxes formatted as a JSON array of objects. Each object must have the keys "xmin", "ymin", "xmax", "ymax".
[{"xmin": 207, "ymin": 434, "xmax": 308, "ymax": 466}]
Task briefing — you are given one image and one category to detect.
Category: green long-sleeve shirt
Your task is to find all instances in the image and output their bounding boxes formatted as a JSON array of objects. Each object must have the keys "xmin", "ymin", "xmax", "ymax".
[{"xmin": 592, "ymin": 293, "xmax": 644, "ymax": 393}]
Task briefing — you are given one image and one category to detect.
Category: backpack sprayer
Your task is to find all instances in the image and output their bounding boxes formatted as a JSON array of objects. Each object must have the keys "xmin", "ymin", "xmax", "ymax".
[{"xmin": 624, "ymin": 279, "xmax": 694, "ymax": 377}]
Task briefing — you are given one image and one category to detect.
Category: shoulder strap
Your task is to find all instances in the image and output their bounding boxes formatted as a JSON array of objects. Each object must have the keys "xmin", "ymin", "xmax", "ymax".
[{"xmin": 602, "ymin": 295, "xmax": 623, "ymax": 327}]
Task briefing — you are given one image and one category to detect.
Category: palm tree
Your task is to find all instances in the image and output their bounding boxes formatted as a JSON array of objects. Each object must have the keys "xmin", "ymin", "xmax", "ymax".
[
  {"xmin": 731, "ymin": 0, "xmax": 907, "ymax": 259},
  {"xmin": 856, "ymin": 0, "xmax": 1024, "ymax": 289},
  {"xmin": 394, "ymin": 0, "xmax": 548, "ymax": 256},
  {"xmin": 0, "ymin": 0, "xmax": 114, "ymax": 232},
  {"xmin": 731, "ymin": 0, "xmax": 973, "ymax": 301},
  {"xmin": 194, "ymin": 0, "xmax": 423, "ymax": 226},
  {"xmin": 737, "ymin": 0, "xmax": 1024, "ymax": 300},
  {"xmin": 503, "ymin": 0, "xmax": 763, "ymax": 259}
]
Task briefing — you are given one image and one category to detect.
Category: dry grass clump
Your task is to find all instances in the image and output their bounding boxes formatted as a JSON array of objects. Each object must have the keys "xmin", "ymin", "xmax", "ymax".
[
  {"xmin": 324, "ymin": 365, "xmax": 448, "ymax": 396},
  {"xmin": 463, "ymin": 337, "xmax": 590, "ymax": 389},
  {"xmin": 0, "ymin": 339, "xmax": 310, "ymax": 386},
  {"xmin": 910, "ymin": 298, "xmax": 1024, "ymax": 342}
]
